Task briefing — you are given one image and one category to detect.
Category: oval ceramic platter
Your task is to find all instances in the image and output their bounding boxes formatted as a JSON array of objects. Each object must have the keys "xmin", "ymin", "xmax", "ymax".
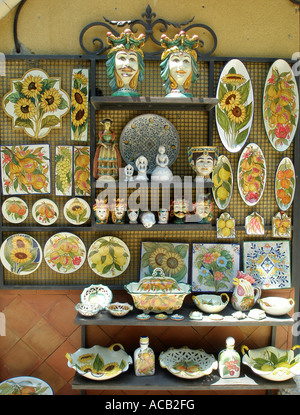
[
  {"xmin": 212, "ymin": 155, "xmax": 233, "ymax": 210},
  {"xmin": 275, "ymin": 157, "xmax": 296, "ymax": 211},
  {"xmin": 0, "ymin": 376, "xmax": 53, "ymax": 395},
  {"xmin": 88, "ymin": 236, "xmax": 130, "ymax": 278},
  {"xmin": 2, "ymin": 197, "xmax": 28, "ymax": 224},
  {"xmin": 237, "ymin": 143, "xmax": 266, "ymax": 206},
  {"xmin": 263, "ymin": 59, "xmax": 299, "ymax": 152},
  {"xmin": 32, "ymin": 198, "xmax": 58, "ymax": 226},
  {"xmin": 216, "ymin": 59, "xmax": 254, "ymax": 153},
  {"xmin": 44, "ymin": 232, "xmax": 86, "ymax": 274},
  {"xmin": 0, "ymin": 234, "xmax": 42, "ymax": 275}
]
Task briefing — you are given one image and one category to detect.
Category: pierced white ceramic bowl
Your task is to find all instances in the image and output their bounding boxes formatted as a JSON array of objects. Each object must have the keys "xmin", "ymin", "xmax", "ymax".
[
  {"xmin": 80, "ymin": 284, "xmax": 112, "ymax": 310},
  {"xmin": 258, "ymin": 297, "xmax": 295, "ymax": 316},
  {"xmin": 75, "ymin": 302, "xmax": 101, "ymax": 317},
  {"xmin": 192, "ymin": 293, "xmax": 229, "ymax": 313},
  {"xmin": 105, "ymin": 302, "xmax": 133, "ymax": 317}
]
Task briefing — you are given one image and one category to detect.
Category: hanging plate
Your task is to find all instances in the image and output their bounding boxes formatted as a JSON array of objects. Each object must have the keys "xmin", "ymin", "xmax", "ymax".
[
  {"xmin": 215, "ymin": 59, "xmax": 254, "ymax": 153},
  {"xmin": 32, "ymin": 198, "xmax": 59, "ymax": 226},
  {"xmin": 212, "ymin": 155, "xmax": 233, "ymax": 210},
  {"xmin": 237, "ymin": 143, "xmax": 266, "ymax": 206},
  {"xmin": 2, "ymin": 197, "xmax": 28, "ymax": 224},
  {"xmin": 263, "ymin": 59, "xmax": 299, "ymax": 152},
  {"xmin": 275, "ymin": 157, "xmax": 295, "ymax": 211}
]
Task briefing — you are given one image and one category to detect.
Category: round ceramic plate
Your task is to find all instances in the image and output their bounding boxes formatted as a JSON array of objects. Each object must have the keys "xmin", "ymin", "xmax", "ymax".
[
  {"xmin": 119, "ymin": 114, "xmax": 180, "ymax": 173},
  {"xmin": 0, "ymin": 234, "xmax": 42, "ymax": 275},
  {"xmin": 32, "ymin": 198, "xmax": 59, "ymax": 226},
  {"xmin": 88, "ymin": 236, "xmax": 130, "ymax": 278},
  {"xmin": 0, "ymin": 376, "xmax": 53, "ymax": 395},
  {"xmin": 63, "ymin": 197, "xmax": 91, "ymax": 225},
  {"xmin": 2, "ymin": 197, "xmax": 28, "ymax": 224},
  {"xmin": 44, "ymin": 232, "xmax": 86, "ymax": 274}
]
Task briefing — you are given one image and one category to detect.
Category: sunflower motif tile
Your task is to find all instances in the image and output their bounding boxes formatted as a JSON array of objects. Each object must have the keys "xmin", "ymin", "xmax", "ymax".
[
  {"xmin": 71, "ymin": 69, "xmax": 89, "ymax": 141},
  {"xmin": 2, "ymin": 68, "xmax": 70, "ymax": 139}
]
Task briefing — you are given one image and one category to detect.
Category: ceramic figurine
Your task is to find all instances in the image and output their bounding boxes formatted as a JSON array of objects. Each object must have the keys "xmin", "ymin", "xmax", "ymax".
[
  {"xmin": 134, "ymin": 336, "xmax": 155, "ymax": 376},
  {"xmin": 127, "ymin": 208, "xmax": 140, "ymax": 224},
  {"xmin": 160, "ymin": 31, "xmax": 199, "ymax": 97},
  {"xmin": 188, "ymin": 146, "xmax": 219, "ymax": 182},
  {"xmin": 193, "ymin": 193, "xmax": 213, "ymax": 223},
  {"xmin": 171, "ymin": 198, "xmax": 189, "ymax": 223},
  {"xmin": 140, "ymin": 211, "xmax": 156, "ymax": 228},
  {"xmin": 106, "ymin": 29, "xmax": 145, "ymax": 97},
  {"xmin": 218, "ymin": 337, "xmax": 241, "ymax": 378},
  {"xmin": 151, "ymin": 145, "xmax": 173, "ymax": 181},
  {"xmin": 231, "ymin": 271, "xmax": 261, "ymax": 311},
  {"xmin": 111, "ymin": 198, "xmax": 127, "ymax": 224},
  {"xmin": 93, "ymin": 198, "xmax": 110, "ymax": 224},
  {"xmin": 124, "ymin": 164, "xmax": 134, "ymax": 181},
  {"xmin": 93, "ymin": 118, "xmax": 122, "ymax": 181},
  {"xmin": 158, "ymin": 208, "xmax": 169, "ymax": 224},
  {"xmin": 135, "ymin": 155, "xmax": 149, "ymax": 181}
]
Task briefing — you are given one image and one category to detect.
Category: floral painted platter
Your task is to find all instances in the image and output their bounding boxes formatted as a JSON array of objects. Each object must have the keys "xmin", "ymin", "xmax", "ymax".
[
  {"xmin": 2, "ymin": 197, "xmax": 28, "ymax": 223},
  {"xmin": 63, "ymin": 197, "xmax": 91, "ymax": 225},
  {"xmin": 2, "ymin": 68, "xmax": 70, "ymax": 139},
  {"xmin": 212, "ymin": 155, "xmax": 233, "ymax": 210},
  {"xmin": 237, "ymin": 143, "xmax": 266, "ymax": 206},
  {"xmin": 32, "ymin": 198, "xmax": 58, "ymax": 226},
  {"xmin": 44, "ymin": 232, "xmax": 86, "ymax": 274},
  {"xmin": 0, "ymin": 376, "xmax": 53, "ymax": 395},
  {"xmin": 1, "ymin": 144, "xmax": 51, "ymax": 195},
  {"xmin": 275, "ymin": 157, "xmax": 295, "ymax": 211},
  {"xmin": 0, "ymin": 234, "xmax": 42, "ymax": 275},
  {"xmin": 263, "ymin": 59, "xmax": 299, "ymax": 152},
  {"xmin": 216, "ymin": 59, "xmax": 254, "ymax": 153},
  {"xmin": 88, "ymin": 236, "xmax": 130, "ymax": 278}
]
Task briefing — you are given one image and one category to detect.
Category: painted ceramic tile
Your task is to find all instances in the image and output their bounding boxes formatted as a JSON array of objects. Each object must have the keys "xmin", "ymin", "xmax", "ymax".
[
  {"xmin": 212, "ymin": 155, "xmax": 233, "ymax": 210},
  {"xmin": 245, "ymin": 212, "xmax": 264, "ymax": 235},
  {"xmin": 263, "ymin": 59, "xmax": 299, "ymax": 152},
  {"xmin": 237, "ymin": 143, "xmax": 266, "ymax": 206},
  {"xmin": 55, "ymin": 146, "xmax": 73, "ymax": 196},
  {"xmin": 275, "ymin": 157, "xmax": 295, "ymax": 211},
  {"xmin": 215, "ymin": 59, "xmax": 254, "ymax": 153},
  {"xmin": 140, "ymin": 242, "xmax": 189, "ymax": 283},
  {"xmin": 243, "ymin": 240, "xmax": 291, "ymax": 289},
  {"xmin": 2, "ymin": 68, "xmax": 70, "ymax": 139},
  {"xmin": 272, "ymin": 212, "xmax": 291, "ymax": 238},
  {"xmin": 191, "ymin": 243, "xmax": 240, "ymax": 292},
  {"xmin": 71, "ymin": 69, "xmax": 89, "ymax": 141},
  {"xmin": 1, "ymin": 144, "xmax": 51, "ymax": 195},
  {"xmin": 217, "ymin": 212, "xmax": 235, "ymax": 238},
  {"xmin": 74, "ymin": 146, "xmax": 91, "ymax": 196}
]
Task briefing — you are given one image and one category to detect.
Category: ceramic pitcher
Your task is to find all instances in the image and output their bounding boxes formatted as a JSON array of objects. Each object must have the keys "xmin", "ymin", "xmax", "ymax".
[{"xmin": 231, "ymin": 277, "xmax": 261, "ymax": 311}]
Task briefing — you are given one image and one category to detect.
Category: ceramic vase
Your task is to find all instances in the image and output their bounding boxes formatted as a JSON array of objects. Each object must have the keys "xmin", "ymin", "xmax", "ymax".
[
  {"xmin": 218, "ymin": 337, "xmax": 240, "ymax": 378},
  {"xmin": 134, "ymin": 336, "xmax": 155, "ymax": 376},
  {"xmin": 231, "ymin": 278, "xmax": 261, "ymax": 311}
]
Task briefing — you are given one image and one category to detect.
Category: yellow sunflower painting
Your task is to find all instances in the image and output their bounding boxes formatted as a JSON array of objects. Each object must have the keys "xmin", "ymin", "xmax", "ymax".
[{"xmin": 71, "ymin": 69, "xmax": 89, "ymax": 141}]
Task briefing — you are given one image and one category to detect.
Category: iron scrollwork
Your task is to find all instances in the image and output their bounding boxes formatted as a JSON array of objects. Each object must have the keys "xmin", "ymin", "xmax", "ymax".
[{"xmin": 79, "ymin": 4, "xmax": 217, "ymax": 58}]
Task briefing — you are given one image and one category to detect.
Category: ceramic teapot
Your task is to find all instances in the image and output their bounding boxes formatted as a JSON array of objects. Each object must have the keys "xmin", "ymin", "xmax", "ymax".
[{"xmin": 231, "ymin": 273, "xmax": 261, "ymax": 311}]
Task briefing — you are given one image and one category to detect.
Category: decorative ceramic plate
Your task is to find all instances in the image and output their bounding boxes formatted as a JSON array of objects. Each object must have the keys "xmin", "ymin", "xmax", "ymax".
[
  {"xmin": 212, "ymin": 155, "xmax": 233, "ymax": 210},
  {"xmin": 0, "ymin": 234, "xmax": 42, "ymax": 275},
  {"xmin": 0, "ymin": 376, "xmax": 53, "ymax": 395},
  {"xmin": 215, "ymin": 59, "xmax": 254, "ymax": 152},
  {"xmin": 275, "ymin": 157, "xmax": 295, "ymax": 211},
  {"xmin": 32, "ymin": 198, "xmax": 58, "ymax": 226},
  {"xmin": 80, "ymin": 284, "xmax": 113, "ymax": 309},
  {"xmin": 159, "ymin": 346, "xmax": 218, "ymax": 379},
  {"xmin": 237, "ymin": 143, "xmax": 266, "ymax": 206},
  {"xmin": 119, "ymin": 114, "xmax": 180, "ymax": 173},
  {"xmin": 2, "ymin": 197, "xmax": 28, "ymax": 223},
  {"xmin": 63, "ymin": 197, "xmax": 91, "ymax": 225},
  {"xmin": 263, "ymin": 59, "xmax": 299, "ymax": 152},
  {"xmin": 272, "ymin": 212, "xmax": 291, "ymax": 238},
  {"xmin": 245, "ymin": 212, "xmax": 264, "ymax": 235},
  {"xmin": 44, "ymin": 232, "xmax": 86, "ymax": 274},
  {"xmin": 88, "ymin": 236, "xmax": 130, "ymax": 278}
]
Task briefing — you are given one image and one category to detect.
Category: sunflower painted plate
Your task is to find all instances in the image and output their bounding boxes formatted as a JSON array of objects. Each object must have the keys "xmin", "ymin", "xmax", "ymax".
[
  {"xmin": 275, "ymin": 157, "xmax": 295, "ymax": 211},
  {"xmin": 2, "ymin": 197, "xmax": 28, "ymax": 224},
  {"xmin": 63, "ymin": 197, "xmax": 91, "ymax": 225},
  {"xmin": 88, "ymin": 236, "xmax": 130, "ymax": 278},
  {"xmin": 32, "ymin": 198, "xmax": 58, "ymax": 226},
  {"xmin": 0, "ymin": 234, "xmax": 42, "ymax": 275},
  {"xmin": 44, "ymin": 232, "xmax": 86, "ymax": 274}
]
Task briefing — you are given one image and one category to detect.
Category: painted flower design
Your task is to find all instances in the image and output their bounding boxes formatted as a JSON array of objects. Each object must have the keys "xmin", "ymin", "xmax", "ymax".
[{"xmin": 71, "ymin": 69, "xmax": 89, "ymax": 141}]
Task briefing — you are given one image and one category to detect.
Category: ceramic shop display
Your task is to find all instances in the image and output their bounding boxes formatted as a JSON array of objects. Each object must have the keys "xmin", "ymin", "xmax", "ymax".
[
  {"xmin": 212, "ymin": 155, "xmax": 233, "ymax": 210},
  {"xmin": 32, "ymin": 198, "xmax": 58, "ymax": 226},
  {"xmin": 215, "ymin": 59, "xmax": 254, "ymax": 152},
  {"xmin": 55, "ymin": 145, "xmax": 73, "ymax": 196},
  {"xmin": 2, "ymin": 197, "xmax": 28, "ymax": 224},
  {"xmin": 105, "ymin": 302, "xmax": 133, "ymax": 317},
  {"xmin": 258, "ymin": 296, "xmax": 295, "ymax": 316},
  {"xmin": 192, "ymin": 293, "xmax": 229, "ymax": 313},
  {"xmin": 63, "ymin": 197, "xmax": 90, "ymax": 225},
  {"xmin": 71, "ymin": 68, "xmax": 89, "ymax": 142},
  {"xmin": 80, "ymin": 284, "xmax": 113, "ymax": 310},
  {"xmin": 275, "ymin": 157, "xmax": 295, "ymax": 211},
  {"xmin": 66, "ymin": 344, "xmax": 132, "ymax": 381},
  {"xmin": 0, "ymin": 376, "xmax": 53, "ymax": 395},
  {"xmin": 263, "ymin": 59, "xmax": 299, "ymax": 152}
]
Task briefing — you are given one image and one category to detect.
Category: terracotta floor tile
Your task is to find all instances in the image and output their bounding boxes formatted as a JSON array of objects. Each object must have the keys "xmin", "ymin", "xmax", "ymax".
[
  {"xmin": 31, "ymin": 361, "xmax": 66, "ymax": 395},
  {"xmin": 22, "ymin": 293, "xmax": 62, "ymax": 315},
  {"xmin": 67, "ymin": 326, "xmax": 81, "ymax": 349},
  {"xmin": 22, "ymin": 319, "xmax": 65, "ymax": 359},
  {"xmin": 44, "ymin": 296, "xmax": 77, "ymax": 337},
  {"xmin": 1, "ymin": 340, "xmax": 42, "ymax": 376},
  {"xmin": 0, "ymin": 292, "xmax": 18, "ymax": 310},
  {"xmin": 3, "ymin": 297, "xmax": 41, "ymax": 338},
  {"xmin": 56, "ymin": 381, "xmax": 81, "ymax": 395},
  {"xmin": 0, "ymin": 326, "xmax": 20, "ymax": 358},
  {"xmin": 86, "ymin": 325, "xmax": 114, "ymax": 348},
  {"xmin": 46, "ymin": 340, "xmax": 78, "ymax": 382},
  {"xmin": 0, "ymin": 358, "xmax": 13, "ymax": 381}
]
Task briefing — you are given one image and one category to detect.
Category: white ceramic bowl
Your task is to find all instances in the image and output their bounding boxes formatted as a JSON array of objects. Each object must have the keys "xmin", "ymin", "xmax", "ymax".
[
  {"xmin": 75, "ymin": 302, "xmax": 101, "ymax": 317},
  {"xmin": 105, "ymin": 302, "xmax": 133, "ymax": 317},
  {"xmin": 80, "ymin": 284, "xmax": 112, "ymax": 310},
  {"xmin": 258, "ymin": 297, "xmax": 294, "ymax": 316},
  {"xmin": 192, "ymin": 293, "xmax": 229, "ymax": 313}
]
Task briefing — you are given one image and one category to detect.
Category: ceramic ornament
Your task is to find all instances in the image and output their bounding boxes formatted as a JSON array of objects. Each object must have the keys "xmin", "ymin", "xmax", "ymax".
[
  {"xmin": 275, "ymin": 157, "xmax": 295, "ymax": 211},
  {"xmin": 245, "ymin": 212, "xmax": 264, "ymax": 235},
  {"xmin": 71, "ymin": 69, "xmax": 89, "ymax": 141},
  {"xmin": 272, "ymin": 211, "xmax": 291, "ymax": 238},
  {"xmin": 212, "ymin": 155, "xmax": 233, "ymax": 210},
  {"xmin": 217, "ymin": 212, "xmax": 235, "ymax": 238},
  {"xmin": 2, "ymin": 68, "xmax": 70, "ymax": 139},
  {"xmin": 55, "ymin": 145, "xmax": 73, "ymax": 196},
  {"xmin": 74, "ymin": 146, "xmax": 91, "ymax": 196},
  {"xmin": 216, "ymin": 59, "xmax": 254, "ymax": 152},
  {"xmin": 263, "ymin": 59, "xmax": 299, "ymax": 152}
]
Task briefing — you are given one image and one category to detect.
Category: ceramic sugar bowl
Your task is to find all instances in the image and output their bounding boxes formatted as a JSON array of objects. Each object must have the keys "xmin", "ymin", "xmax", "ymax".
[{"xmin": 231, "ymin": 271, "xmax": 261, "ymax": 311}]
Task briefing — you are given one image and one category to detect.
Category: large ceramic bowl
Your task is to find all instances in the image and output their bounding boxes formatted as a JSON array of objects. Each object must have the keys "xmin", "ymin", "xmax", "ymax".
[
  {"xmin": 124, "ymin": 268, "xmax": 191, "ymax": 314},
  {"xmin": 159, "ymin": 346, "xmax": 218, "ymax": 379},
  {"xmin": 258, "ymin": 297, "xmax": 295, "ymax": 316},
  {"xmin": 192, "ymin": 293, "xmax": 229, "ymax": 313},
  {"xmin": 242, "ymin": 345, "xmax": 300, "ymax": 381},
  {"xmin": 66, "ymin": 344, "xmax": 132, "ymax": 381}
]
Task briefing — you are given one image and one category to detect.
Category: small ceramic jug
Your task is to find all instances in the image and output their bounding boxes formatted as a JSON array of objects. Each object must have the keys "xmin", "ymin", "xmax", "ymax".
[{"xmin": 231, "ymin": 277, "xmax": 261, "ymax": 311}]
